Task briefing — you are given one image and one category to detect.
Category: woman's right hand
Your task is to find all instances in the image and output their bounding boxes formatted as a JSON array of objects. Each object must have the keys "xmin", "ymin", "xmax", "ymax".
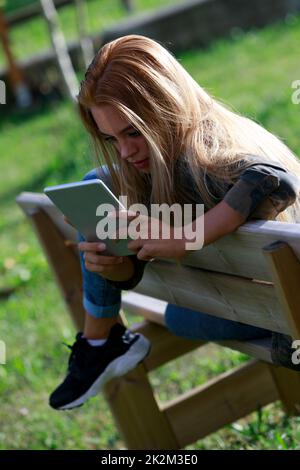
[{"xmin": 78, "ymin": 241, "xmax": 134, "ymax": 282}]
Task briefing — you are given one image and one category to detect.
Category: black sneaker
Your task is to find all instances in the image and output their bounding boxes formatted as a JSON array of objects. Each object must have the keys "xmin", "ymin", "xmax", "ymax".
[
  {"xmin": 271, "ymin": 332, "xmax": 300, "ymax": 371},
  {"xmin": 49, "ymin": 323, "xmax": 151, "ymax": 410}
]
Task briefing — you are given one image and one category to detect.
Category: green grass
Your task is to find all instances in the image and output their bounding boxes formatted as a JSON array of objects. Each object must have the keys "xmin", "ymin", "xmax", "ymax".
[
  {"xmin": 3, "ymin": 0, "xmax": 37, "ymax": 14},
  {"xmin": 1, "ymin": 13, "xmax": 300, "ymax": 449},
  {"xmin": 0, "ymin": 0, "xmax": 176, "ymax": 67}
]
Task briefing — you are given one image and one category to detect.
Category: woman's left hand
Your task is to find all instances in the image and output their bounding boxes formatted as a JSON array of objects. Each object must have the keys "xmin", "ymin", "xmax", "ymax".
[{"xmin": 114, "ymin": 211, "xmax": 187, "ymax": 262}]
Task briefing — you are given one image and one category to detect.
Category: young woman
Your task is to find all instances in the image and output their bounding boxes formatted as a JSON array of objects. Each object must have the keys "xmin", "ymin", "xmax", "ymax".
[{"xmin": 49, "ymin": 35, "xmax": 300, "ymax": 410}]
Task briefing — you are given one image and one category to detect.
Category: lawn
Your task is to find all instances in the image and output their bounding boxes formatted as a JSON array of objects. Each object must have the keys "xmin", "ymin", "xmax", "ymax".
[
  {"xmin": 0, "ymin": 0, "xmax": 177, "ymax": 67},
  {"xmin": 4, "ymin": 0, "xmax": 37, "ymax": 13},
  {"xmin": 0, "ymin": 13, "xmax": 300, "ymax": 449}
]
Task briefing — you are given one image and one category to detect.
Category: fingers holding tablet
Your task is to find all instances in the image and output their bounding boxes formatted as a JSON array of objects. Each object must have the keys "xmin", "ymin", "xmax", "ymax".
[{"xmin": 78, "ymin": 241, "xmax": 124, "ymax": 277}]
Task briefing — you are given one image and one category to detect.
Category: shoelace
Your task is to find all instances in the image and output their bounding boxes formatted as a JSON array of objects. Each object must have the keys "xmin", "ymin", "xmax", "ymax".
[
  {"xmin": 62, "ymin": 340, "xmax": 88, "ymax": 378},
  {"xmin": 122, "ymin": 330, "xmax": 136, "ymax": 344}
]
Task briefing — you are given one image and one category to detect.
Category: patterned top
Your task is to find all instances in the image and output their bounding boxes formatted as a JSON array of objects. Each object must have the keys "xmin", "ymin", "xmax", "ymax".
[
  {"xmin": 222, "ymin": 156, "xmax": 300, "ymax": 220},
  {"xmin": 108, "ymin": 155, "xmax": 300, "ymax": 290}
]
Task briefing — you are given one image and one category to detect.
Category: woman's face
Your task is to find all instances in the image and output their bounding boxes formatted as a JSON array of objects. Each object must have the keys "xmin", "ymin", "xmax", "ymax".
[{"xmin": 90, "ymin": 104, "xmax": 151, "ymax": 173}]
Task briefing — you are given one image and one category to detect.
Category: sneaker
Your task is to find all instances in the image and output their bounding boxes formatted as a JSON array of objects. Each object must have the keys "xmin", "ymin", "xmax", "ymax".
[
  {"xmin": 49, "ymin": 323, "xmax": 151, "ymax": 410},
  {"xmin": 271, "ymin": 332, "xmax": 300, "ymax": 371}
]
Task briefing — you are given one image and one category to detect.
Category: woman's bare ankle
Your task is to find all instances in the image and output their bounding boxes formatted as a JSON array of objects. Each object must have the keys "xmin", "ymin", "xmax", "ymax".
[{"xmin": 83, "ymin": 314, "xmax": 121, "ymax": 340}]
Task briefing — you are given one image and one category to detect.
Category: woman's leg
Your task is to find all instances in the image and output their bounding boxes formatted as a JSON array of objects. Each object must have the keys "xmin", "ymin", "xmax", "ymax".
[
  {"xmin": 165, "ymin": 304, "xmax": 300, "ymax": 372},
  {"xmin": 78, "ymin": 227, "xmax": 122, "ymax": 337},
  {"xmin": 83, "ymin": 315, "xmax": 120, "ymax": 339},
  {"xmin": 165, "ymin": 304, "xmax": 271, "ymax": 341},
  {"xmin": 78, "ymin": 166, "xmax": 123, "ymax": 338},
  {"xmin": 77, "ymin": 228, "xmax": 122, "ymax": 337},
  {"xmin": 49, "ymin": 166, "xmax": 151, "ymax": 410}
]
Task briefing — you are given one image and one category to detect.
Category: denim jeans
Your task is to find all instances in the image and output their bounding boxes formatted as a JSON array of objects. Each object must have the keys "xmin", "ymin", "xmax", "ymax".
[{"xmin": 79, "ymin": 166, "xmax": 272, "ymax": 341}]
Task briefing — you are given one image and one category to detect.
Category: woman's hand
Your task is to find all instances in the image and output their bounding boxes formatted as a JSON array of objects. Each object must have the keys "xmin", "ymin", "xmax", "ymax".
[
  {"xmin": 78, "ymin": 242, "xmax": 134, "ymax": 282},
  {"xmin": 114, "ymin": 212, "xmax": 187, "ymax": 262},
  {"xmin": 129, "ymin": 235, "xmax": 186, "ymax": 262}
]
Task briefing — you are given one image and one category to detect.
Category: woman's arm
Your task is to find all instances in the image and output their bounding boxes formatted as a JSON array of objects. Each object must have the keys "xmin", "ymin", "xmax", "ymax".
[
  {"xmin": 222, "ymin": 161, "xmax": 300, "ymax": 220},
  {"xmin": 197, "ymin": 199, "xmax": 246, "ymax": 247},
  {"xmin": 107, "ymin": 160, "xmax": 300, "ymax": 287},
  {"xmin": 197, "ymin": 161, "xmax": 300, "ymax": 247}
]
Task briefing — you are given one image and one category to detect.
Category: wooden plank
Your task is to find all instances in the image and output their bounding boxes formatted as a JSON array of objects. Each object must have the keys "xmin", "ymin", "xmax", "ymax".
[
  {"xmin": 30, "ymin": 209, "xmax": 85, "ymax": 330},
  {"xmin": 218, "ymin": 337, "xmax": 273, "ymax": 363},
  {"xmin": 134, "ymin": 262, "xmax": 287, "ymax": 334},
  {"xmin": 16, "ymin": 192, "xmax": 77, "ymax": 242},
  {"xmin": 162, "ymin": 360, "xmax": 279, "ymax": 447},
  {"xmin": 162, "ymin": 220, "xmax": 300, "ymax": 281},
  {"xmin": 104, "ymin": 363, "xmax": 179, "ymax": 450},
  {"xmin": 263, "ymin": 241, "xmax": 300, "ymax": 340},
  {"xmin": 122, "ymin": 292, "xmax": 166, "ymax": 325},
  {"xmin": 268, "ymin": 365, "xmax": 300, "ymax": 416}
]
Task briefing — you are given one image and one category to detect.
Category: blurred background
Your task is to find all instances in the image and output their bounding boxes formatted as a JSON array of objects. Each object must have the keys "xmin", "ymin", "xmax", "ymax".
[{"xmin": 0, "ymin": 0, "xmax": 300, "ymax": 450}]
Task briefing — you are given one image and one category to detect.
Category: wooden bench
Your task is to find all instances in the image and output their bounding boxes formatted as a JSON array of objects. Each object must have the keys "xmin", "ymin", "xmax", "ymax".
[{"xmin": 16, "ymin": 191, "xmax": 300, "ymax": 450}]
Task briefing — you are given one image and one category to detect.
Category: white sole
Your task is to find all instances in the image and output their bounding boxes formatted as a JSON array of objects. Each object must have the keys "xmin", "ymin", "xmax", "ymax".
[{"xmin": 58, "ymin": 335, "xmax": 151, "ymax": 410}]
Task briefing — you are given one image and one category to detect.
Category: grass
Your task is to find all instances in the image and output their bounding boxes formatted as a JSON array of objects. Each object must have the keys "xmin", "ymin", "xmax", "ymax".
[
  {"xmin": 0, "ymin": 0, "xmax": 177, "ymax": 67},
  {"xmin": 4, "ymin": 0, "xmax": 37, "ymax": 14},
  {"xmin": 1, "ymin": 13, "xmax": 300, "ymax": 449}
]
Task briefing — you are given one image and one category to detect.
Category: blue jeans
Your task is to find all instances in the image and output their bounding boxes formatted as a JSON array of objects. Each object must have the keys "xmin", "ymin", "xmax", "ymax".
[{"xmin": 79, "ymin": 167, "xmax": 272, "ymax": 341}]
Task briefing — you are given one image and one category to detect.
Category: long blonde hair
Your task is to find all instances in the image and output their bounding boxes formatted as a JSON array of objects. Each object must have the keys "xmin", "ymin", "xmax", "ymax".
[{"xmin": 78, "ymin": 34, "xmax": 300, "ymax": 222}]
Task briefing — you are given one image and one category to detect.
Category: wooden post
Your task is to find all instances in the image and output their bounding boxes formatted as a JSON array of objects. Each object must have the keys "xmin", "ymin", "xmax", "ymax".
[
  {"xmin": 263, "ymin": 241, "xmax": 300, "ymax": 416},
  {"xmin": 104, "ymin": 363, "xmax": 179, "ymax": 449},
  {"xmin": 30, "ymin": 208, "xmax": 85, "ymax": 331},
  {"xmin": 268, "ymin": 365, "xmax": 300, "ymax": 416},
  {"xmin": 263, "ymin": 241, "xmax": 300, "ymax": 340},
  {"xmin": 0, "ymin": 8, "xmax": 32, "ymax": 107}
]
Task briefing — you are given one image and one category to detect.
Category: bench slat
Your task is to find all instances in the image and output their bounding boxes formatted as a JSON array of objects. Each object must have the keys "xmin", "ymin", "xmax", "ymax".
[
  {"xmin": 182, "ymin": 220, "xmax": 300, "ymax": 281},
  {"xmin": 16, "ymin": 192, "xmax": 77, "ymax": 242},
  {"xmin": 134, "ymin": 263, "xmax": 287, "ymax": 333},
  {"xmin": 162, "ymin": 361, "xmax": 279, "ymax": 447}
]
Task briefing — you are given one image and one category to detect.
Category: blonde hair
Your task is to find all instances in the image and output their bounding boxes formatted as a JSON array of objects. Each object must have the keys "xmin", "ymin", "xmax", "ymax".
[{"xmin": 78, "ymin": 34, "xmax": 300, "ymax": 222}]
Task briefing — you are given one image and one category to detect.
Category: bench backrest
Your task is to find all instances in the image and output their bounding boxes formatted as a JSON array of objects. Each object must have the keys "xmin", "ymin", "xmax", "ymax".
[{"xmin": 17, "ymin": 192, "xmax": 300, "ymax": 338}]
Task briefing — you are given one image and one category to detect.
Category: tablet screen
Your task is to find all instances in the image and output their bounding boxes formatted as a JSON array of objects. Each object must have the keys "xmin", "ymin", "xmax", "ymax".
[{"xmin": 44, "ymin": 179, "xmax": 135, "ymax": 256}]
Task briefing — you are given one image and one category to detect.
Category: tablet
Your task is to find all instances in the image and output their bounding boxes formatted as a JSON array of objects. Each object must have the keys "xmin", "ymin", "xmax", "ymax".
[{"xmin": 44, "ymin": 179, "xmax": 135, "ymax": 256}]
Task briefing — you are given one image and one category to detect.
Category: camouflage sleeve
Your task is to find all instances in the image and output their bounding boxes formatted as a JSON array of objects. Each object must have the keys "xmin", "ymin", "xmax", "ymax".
[{"xmin": 223, "ymin": 162, "xmax": 300, "ymax": 220}]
